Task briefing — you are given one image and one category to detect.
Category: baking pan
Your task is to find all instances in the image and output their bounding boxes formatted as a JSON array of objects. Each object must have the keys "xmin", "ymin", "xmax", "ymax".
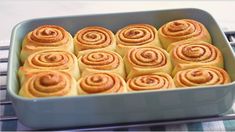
[{"xmin": 8, "ymin": 8, "xmax": 235, "ymax": 129}]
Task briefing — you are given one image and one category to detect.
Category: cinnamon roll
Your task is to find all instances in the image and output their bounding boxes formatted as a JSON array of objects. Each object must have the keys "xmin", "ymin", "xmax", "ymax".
[
  {"xmin": 116, "ymin": 24, "xmax": 162, "ymax": 57},
  {"xmin": 77, "ymin": 72, "xmax": 126, "ymax": 95},
  {"xmin": 124, "ymin": 46, "xmax": 172, "ymax": 79},
  {"xmin": 158, "ymin": 19, "xmax": 211, "ymax": 49},
  {"xmin": 167, "ymin": 40, "xmax": 223, "ymax": 76},
  {"xmin": 173, "ymin": 66, "xmax": 231, "ymax": 88},
  {"xmin": 20, "ymin": 25, "xmax": 73, "ymax": 63},
  {"xmin": 19, "ymin": 50, "xmax": 79, "ymax": 81},
  {"xmin": 127, "ymin": 73, "xmax": 175, "ymax": 92},
  {"xmin": 19, "ymin": 71, "xmax": 77, "ymax": 98},
  {"xmin": 78, "ymin": 50, "xmax": 125, "ymax": 78},
  {"xmin": 74, "ymin": 26, "xmax": 116, "ymax": 57}
]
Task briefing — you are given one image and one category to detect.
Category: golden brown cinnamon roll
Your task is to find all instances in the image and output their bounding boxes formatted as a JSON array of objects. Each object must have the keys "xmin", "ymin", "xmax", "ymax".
[
  {"xmin": 158, "ymin": 19, "xmax": 211, "ymax": 49},
  {"xmin": 127, "ymin": 73, "xmax": 175, "ymax": 92},
  {"xmin": 167, "ymin": 40, "xmax": 223, "ymax": 76},
  {"xmin": 77, "ymin": 73, "xmax": 126, "ymax": 95},
  {"xmin": 116, "ymin": 24, "xmax": 162, "ymax": 57},
  {"xmin": 78, "ymin": 50, "xmax": 125, "ymax": 78},
  {"xmin": 124, "ymin": 46, "xmax": 172, "ymax": 79},
  {"xmin": 173, "ymin": 66, "xmax": 231, "ymax": 88},
  {"xmin": 20, "ymin": 25, "xmax": 73, "ymax": 63},
  {"xmin": 19, "ymin": 50, "xmax": 79, "ymax": 81},
  {"xmin": 74, "ymin": 26, "xmax": 116, "ymax": 57},
  {"xmin": 19, "ymin": 71, "xmax": 77, "ymax": 98}
]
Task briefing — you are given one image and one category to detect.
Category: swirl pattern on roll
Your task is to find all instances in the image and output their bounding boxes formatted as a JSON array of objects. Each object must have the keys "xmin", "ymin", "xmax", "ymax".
[
  {"xmin": 171, "ymin": 41, "xmax": 221, "ymax": 63},
  {"xmin": 116, "ymin": 24, "xmax": 157, "ymax": 46},
  {"xmin": 159, "ymin": 19, "xmax": 211, "ymax": 49},
  {"xmin": 78, "ymin": 73, "xmax": 125, "ymax": 94},
  {"xmin": 28, "ymin": 25, "xmax": 68, "ymax": 45},
  {"xmin": 81, "ymin": 50, "xmax": 119, "ymax": 70},
  {"xmin": 74, "ymin": 26, "xmax": 115, "ymax": 51},
  {"xmin": 162, "ymin": 19, "xmax": 201, "ymax": 38},
  {"xmin": 168, "ymin": 40, "xmax": 223, "ymax": 76},
  {"xmin": 19, "ymin": 71, "xmax": 75, "ymax": 98},
  {"xmin": 124, "ymin": 46, "xmax": 172, "ymax": 79},
  {"xmin": 116, "ymin": 24, "xmax": 161, "ymax": 57},
  {"xmin": 128, "ymin": 47, "xmax": 167, "ymax": 67},
  {"xmin": 174, "ymin": 66, "xmax": 231, "ymax": 87},
  {"xmin": 27, "ymin": 50, "xmax": 76, "ymax": 70},
  {"xmin": 21, "ymin": 50, "xmax": 80, "ymax": 80},
  {"xmin": 127, "ymin": 73, "xmax": 175, "ymax": 91}
]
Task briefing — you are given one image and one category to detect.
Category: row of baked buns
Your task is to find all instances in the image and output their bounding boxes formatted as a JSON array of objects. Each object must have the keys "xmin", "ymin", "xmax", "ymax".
[
  {"xmin": 19, "ymin": 66, "xmax": 231, "ymax": 98},
  {"xmin": 18, "ymin": 40, "xmax": 227, "ymax": 81},
  {"xmin": 20, "ymin": 19, "xmax": 211, "ymax": 63},
  {"xmin": 18, "ymin": 18, "xmax": 231, "ymax": 98}
]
